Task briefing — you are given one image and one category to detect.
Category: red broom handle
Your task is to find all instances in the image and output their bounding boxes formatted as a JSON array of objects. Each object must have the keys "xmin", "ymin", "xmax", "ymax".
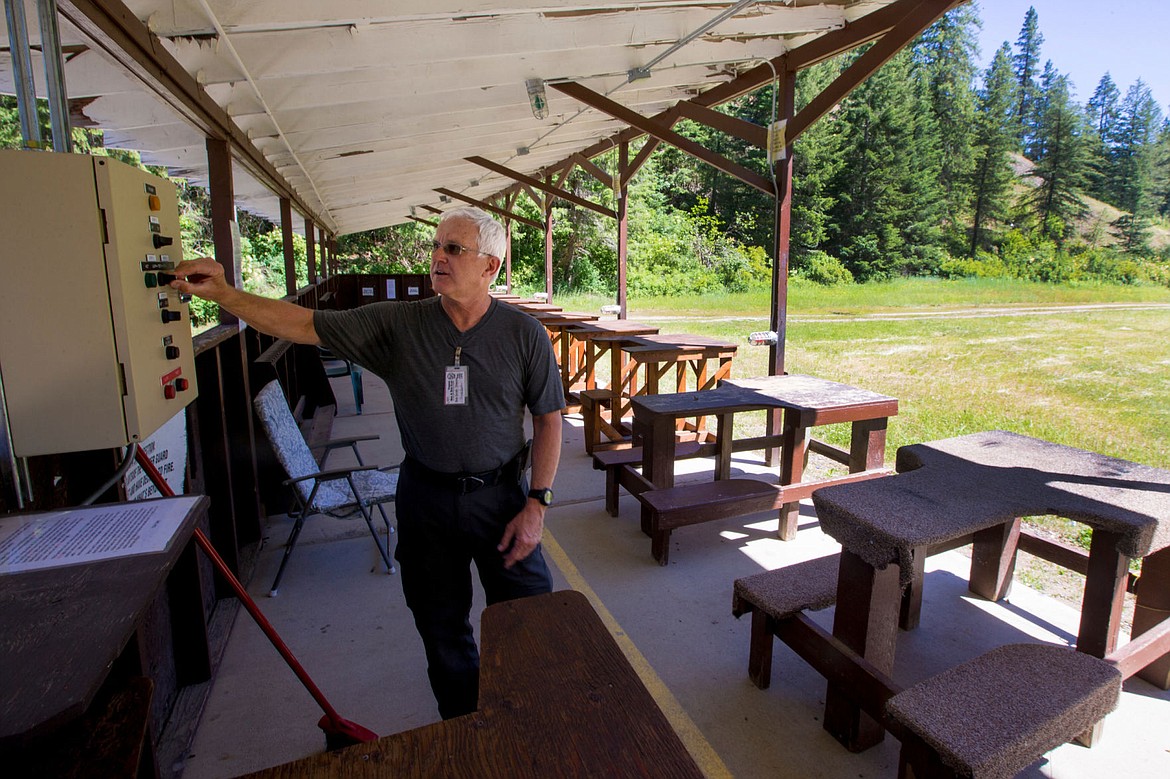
[{"xmin": 133, "ymin": 447, "xmax": 347, "ymax": 724}]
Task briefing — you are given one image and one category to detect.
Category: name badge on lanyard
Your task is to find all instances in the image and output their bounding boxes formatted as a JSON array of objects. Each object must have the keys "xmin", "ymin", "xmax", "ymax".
[{"xmin": 445, "ymin": 346, "xmax": 468, "ymax": 405}]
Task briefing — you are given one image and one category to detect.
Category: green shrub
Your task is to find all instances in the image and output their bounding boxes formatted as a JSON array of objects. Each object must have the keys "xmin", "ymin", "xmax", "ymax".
[{"xmin": 802, "ymin": 251, "xmax": 854, "ymax": 285}]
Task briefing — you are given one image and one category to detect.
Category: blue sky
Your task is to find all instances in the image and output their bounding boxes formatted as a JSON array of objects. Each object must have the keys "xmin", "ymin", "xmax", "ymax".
[{"xmin": 973, "ymin": 0, "xmax": 1169, "ymax": 113}]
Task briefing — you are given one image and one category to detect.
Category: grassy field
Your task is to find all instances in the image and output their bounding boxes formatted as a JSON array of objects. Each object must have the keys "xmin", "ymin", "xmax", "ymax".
[
  {"xmin": 552, "ymin": 277, "xmax": 1170, "ymax": 470},
  {"xmin": 550, "ymin": 277, "xmax": 1170, "ymax": 570}
]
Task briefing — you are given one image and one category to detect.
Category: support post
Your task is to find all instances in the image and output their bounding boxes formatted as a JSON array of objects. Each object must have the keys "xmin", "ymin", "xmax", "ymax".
[
  {"xmin": 280, "ymin": 197, "xmax": 296, "ymax": 296},
  {"xmin": 206, "ymin": 138, "xmax": 238, "ymax": 324},
  {"xmin": 305, "ymin": 218, "xmax": 317, "ymax": 285},
  {"xmin": 4, "ymin": 0, "xmax": 42, "ymax": 148},
  {"xmin": 544, "ymin": 193, "xmax": 554, "ymax": 301},
  {"xmin": 766, "ymin": 64, "xmax": 796, "ymax": 466},
  {"xmin": 505, "ymin": 219, "xmax": 513, "ymax": 291},
  {"xmin": 617, "ymin": 142, "xmax": 629, "ymax": 319}
]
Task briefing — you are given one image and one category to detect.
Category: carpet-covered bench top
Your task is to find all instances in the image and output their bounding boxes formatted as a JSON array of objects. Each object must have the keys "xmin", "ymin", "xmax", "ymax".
[
  {"xmin": 885, "ymin": 642, "xmax": 1121, "ymax": 778},
  {"xmin": 813, "ymin": 430, "xmax": 1170, "ymax": 581}
]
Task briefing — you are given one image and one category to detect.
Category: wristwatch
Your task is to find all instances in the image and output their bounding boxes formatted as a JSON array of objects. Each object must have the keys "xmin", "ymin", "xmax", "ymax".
[{"xmin": 528, "ymin": 487, "xmax": 554, "ymax": 507}]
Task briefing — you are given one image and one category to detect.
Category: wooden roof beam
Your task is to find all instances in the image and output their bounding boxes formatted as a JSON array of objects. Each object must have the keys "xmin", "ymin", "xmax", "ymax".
[
  {"xmin": 466, "ymin": 155, "xmax": 617, "ymax": 219},
  {"xmin": 550, "ymin": 81, "xmax": 775, "ymax": 197},
  {"xmin": 789, "ymin": 0, "xmax": 964, "ymax": 143},
  {"xmin": 433, "ymin": 187, "xmax": 543, "ymax": 230}
]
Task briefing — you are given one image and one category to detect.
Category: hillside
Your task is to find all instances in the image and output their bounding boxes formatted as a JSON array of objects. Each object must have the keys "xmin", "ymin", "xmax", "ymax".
[{"xmin": 1009, "ymin": 153, "xmax": 1170, "ymax": 251}]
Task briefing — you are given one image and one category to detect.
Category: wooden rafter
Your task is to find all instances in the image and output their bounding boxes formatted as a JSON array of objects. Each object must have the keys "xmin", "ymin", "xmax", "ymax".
[
  {"xmin": 551, "ymin": 81, "xmax": 776, "ymax": 197},
  {"xmin": 434, "ymin": 187, "xmax": 542, "ymax": 230},
  {"xmin": 466, "ymin": 156, "xmax": 617, "ymax": 219}
]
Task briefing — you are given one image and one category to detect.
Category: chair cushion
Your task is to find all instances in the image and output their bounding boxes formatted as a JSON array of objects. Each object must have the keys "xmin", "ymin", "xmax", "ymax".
[
  {"xmin": 254, "ymin": 381, "xmax": 397, "ymax": 512},
  {"xmin": 317, "ymin": 469, "xmax": 399, "ymax": 515}
]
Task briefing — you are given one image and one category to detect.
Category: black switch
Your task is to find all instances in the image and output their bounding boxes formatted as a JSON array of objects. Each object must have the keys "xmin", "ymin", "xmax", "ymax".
[
  {"xmin": 157, "ymin": 272, "xmax": 176, "ymax": 285},
  {"xmin": 165, "ymin": 345, "xmax": 181, "ymax": 360},
  {"xmin": 152, "ymin": 234, "xmax": 174, "ymax": 249},
  {"xmin": 161, "ymin": 310, "xmax": 181, "ymax": 324}
]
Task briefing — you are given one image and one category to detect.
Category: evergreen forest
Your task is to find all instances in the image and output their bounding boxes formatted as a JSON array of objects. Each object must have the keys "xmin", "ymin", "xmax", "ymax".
[{"xmin": 4, "ymin": 4, "xmax": 1169, "ymax": 309}]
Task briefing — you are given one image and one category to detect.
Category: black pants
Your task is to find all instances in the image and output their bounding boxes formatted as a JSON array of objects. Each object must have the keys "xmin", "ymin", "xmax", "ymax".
[{"xmin": 394, "ymin": 463, "xmax": 553, "ymax": 719}]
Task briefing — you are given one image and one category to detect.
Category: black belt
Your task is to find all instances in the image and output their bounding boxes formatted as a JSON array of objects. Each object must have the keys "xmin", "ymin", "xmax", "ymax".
[{"xmin": 404, "ymin": 449, "xmax": 526, "ymax": 495}]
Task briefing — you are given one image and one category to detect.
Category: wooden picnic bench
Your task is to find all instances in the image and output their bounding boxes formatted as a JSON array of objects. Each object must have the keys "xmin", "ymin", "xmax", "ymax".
[
  {"xmin": 629, "ymin": 374, "xmax": 897, "ymax": 564},
  {"xmin": 582, "ymin": 332, "xmax": 738, "ymax": 452},
  {"xmin": 779, "ymin": 431, "xmax": 1170, "ymax": 754}
]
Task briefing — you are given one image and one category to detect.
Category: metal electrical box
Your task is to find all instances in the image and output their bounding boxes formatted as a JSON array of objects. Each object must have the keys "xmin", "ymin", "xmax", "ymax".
[{"xmin": 0, "ymin": 151, "xmax": 199, "ymax": 457}]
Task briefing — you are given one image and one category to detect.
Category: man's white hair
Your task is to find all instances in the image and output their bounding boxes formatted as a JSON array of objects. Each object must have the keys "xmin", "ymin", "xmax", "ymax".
[{"xmin": 439, "ymin": 206, "xmax": 506, "ymax": 261}]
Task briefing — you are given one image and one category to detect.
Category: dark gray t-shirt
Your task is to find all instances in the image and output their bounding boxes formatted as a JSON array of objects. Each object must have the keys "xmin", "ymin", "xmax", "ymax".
[{"xmin": 314, "ymin": 297, "xmax": 564, "ymax": 473}]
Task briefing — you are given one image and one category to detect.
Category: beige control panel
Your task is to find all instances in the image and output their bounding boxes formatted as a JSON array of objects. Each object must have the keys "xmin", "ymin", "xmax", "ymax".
[{"xmin": 0, "ymin": 151, "xmax": 198, "ymax": 457}]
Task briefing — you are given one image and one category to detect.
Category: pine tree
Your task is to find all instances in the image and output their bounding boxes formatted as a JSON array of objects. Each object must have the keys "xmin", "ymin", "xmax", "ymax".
[
  {"xmin": 1011, "ymin": 7, "xmax": 1045, "ymax": 154},
  {"xmin": 1109, "ymin": 80, "xmax": 1164, "ymax": 251},
  {"xmin": 912, "ymin": 4, "xmax": 980, "ymax": 241},
  {"xmin": 824, "ymin": 49, "xmax": 945, "ymax": 280},
  {"xmin": 1085, "ymin": 73, "xmax": 1122, "ymax": 203},
  {"xmin": 1025, "ymin": 70, "xmax": 1089, "ymax": 245},
  {"xmin": 1152, "ymin": 121, "xmax": 1170, "ymax": 219},
  {"xmin": 968, "ymin": 43, "xmax": 1017, "ymax": 256}
]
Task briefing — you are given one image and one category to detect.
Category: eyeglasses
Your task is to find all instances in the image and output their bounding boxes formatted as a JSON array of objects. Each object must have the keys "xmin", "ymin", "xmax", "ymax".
[{"xmin": 431, "ymin": 240, "xmax": 490, "ymax": 258}]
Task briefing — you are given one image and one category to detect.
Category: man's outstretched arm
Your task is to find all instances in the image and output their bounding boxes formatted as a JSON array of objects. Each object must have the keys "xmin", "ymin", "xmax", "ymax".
[{"xmin": 169, "ymin": 257, "xmax": 319, "ymax": 345}]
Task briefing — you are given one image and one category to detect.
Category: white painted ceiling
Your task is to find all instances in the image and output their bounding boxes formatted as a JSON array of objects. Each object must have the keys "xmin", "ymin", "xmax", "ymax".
[{"xmin": 2, "ymin": 1, "xmax": 897, "ymax": 236}]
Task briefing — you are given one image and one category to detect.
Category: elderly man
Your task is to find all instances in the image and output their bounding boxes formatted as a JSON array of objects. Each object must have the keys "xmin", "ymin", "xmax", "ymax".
[{"xmin": 171, "ymin": 206, "xmax": 564, "ymax": 719}]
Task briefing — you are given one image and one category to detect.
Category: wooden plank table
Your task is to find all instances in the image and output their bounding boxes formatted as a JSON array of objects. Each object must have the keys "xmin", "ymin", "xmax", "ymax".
[
  {"xmin": 240, "ymin": 590, "xmax": 704, "ymax": 778},
  {"xmin": 804, "ymin": 431, "xmax": 1170, "ymax": 752},
  {"xmin": 528, "ymin": 311, "xmax": 599, "ymax": 403},
  {"xmin": 508, "ymin": 301, "xmax": 562, "ymax": 313},
  {"xmin": 629, "ymin": 374, "xmax": 897, "ymax": 563},
  {"xmin": 590, "ymin": 333, "xmax": 739, "ymax": 451},
  {"xmin": 561, "ymin": 319, "xmax": 661, "ymax": 404}
]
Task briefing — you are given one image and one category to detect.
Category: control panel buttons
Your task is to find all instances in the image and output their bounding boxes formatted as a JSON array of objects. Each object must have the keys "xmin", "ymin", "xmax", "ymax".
[
  {"xmin": 165, "ymin": 345, "xmax": 180, "ymax": 360},
  {"xmin": 157, "ymin": 272, "xmax": 176, "ymax": 285},
  {"xmin": 164, "ymin": 384, "xmax": 176, "ymax": 400},
  {"xmin": 147, "ymin": 194, "xmax": 161, "ymax": 211},
  {"xmin": 152, "ymin": 234, "xmax": 174, "ymax": 249},
  {"xmin": 144, "ymin": 272, "xmax": 158, "ymax": 288},
  {"xmin": 161, "ymin": 310, "xmax": 181, "ymax": 323},
  {"xmin": 175, "ymin": 378, "xmax": 189, "ymax": 392}
]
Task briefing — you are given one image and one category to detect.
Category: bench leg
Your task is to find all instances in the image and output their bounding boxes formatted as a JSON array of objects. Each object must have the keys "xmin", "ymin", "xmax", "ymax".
[
  {"xmin": 605, "ymin": 466, "xmax": 620, "ymax": 517},
  {"xmin": 651, "ymin": 527, "xmax": 671, "ymax": 566},
  {"xmin": 897, "ymin": 733, "xmax": 962, "ymax": 779},
  {"xmin": 899, "ymin": 545, "xmax": 927, "ymax": 631},
  {"xmin": 825, "ymin": 551, "xmax": 900, "ymax": 753},
  {"xmin": 748, "ymin": 609, "xmax": 775, "ymax": 689},
  {"xmin": 969, "ymin": 519, "xmax": 1020, "ymax": 602},
  {"xmin": 1133, "ymin": 546, "xmax": 1170, "ymax": 689}
]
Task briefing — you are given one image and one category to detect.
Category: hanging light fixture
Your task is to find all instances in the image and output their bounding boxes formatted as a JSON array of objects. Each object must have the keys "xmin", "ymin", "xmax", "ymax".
[{"xmin": 526, "ymin": 78, "xmax": 549, "ymax": 120}]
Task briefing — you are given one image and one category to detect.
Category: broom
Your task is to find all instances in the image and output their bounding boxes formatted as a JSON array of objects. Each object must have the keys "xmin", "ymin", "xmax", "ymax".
[{"xmin": 134, "ymin": 447, "xmax": 378, "ymax": 749}]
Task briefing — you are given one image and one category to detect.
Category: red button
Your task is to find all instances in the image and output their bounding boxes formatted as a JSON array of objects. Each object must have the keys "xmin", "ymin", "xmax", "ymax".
[
  {"xmin": 175, "ymin": 378, "xmax": 189, "ymax": 392},
  {"xmin": 164, "ymin": 384, "xmax": 176, "ymax": 399}
]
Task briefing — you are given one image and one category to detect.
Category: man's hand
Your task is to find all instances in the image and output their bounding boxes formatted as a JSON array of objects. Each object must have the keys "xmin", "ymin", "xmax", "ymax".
[
  {"xmin": 169, "ymin": 257, "xmax": 232, "ymax": 302},
  {"xmin": 167, "ymin": 256, "xmax": 319, "ymax": 344},
  {"xmin": 498, "ymin": 500, "xmax": 545, "ymax": 569}
]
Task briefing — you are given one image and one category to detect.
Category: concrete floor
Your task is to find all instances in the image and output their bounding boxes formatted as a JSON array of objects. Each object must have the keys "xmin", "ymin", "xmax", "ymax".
[{"xmin": 179, "ymin": 374, "xmax": 1170, "ymax": 778}]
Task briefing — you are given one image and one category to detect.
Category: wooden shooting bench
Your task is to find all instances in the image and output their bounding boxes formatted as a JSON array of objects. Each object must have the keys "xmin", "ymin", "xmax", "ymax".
[
  {"xmin": 582, "ymin": 332, "xmax": 738, "ymax": 453},
  {"xmin": 240, "ymin": 590, "xmax": 703, "ymax": 778},
  {"xmin": 733, "ymin": 431, "xmax": 1170, "ymax": 766},
  {"xmin": 528, "ymin": 310, "xmax": 599, "ymax": 408},
  {"xmin": 0, "ymin": 497, "xmax": 212, "ymax": 779},
  {"xmin": 562, "ymin": 319, "xmax": 660, "ymax": 414},
  {"xmin": 625, "ymin": 374, "xmax": 897, "ymax": 564}
]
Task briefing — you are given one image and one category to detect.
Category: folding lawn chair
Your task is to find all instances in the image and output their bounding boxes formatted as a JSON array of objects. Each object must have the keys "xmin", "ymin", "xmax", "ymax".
[{"xmin": 253, "ymin": 380, "xmax": 398, "ymax": 596}]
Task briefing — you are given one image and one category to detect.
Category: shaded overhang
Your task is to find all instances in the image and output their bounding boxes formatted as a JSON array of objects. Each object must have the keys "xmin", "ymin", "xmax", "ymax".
[{"xmin": 2, "ymin": 0, "xmax": 964, "ymax": 237}]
